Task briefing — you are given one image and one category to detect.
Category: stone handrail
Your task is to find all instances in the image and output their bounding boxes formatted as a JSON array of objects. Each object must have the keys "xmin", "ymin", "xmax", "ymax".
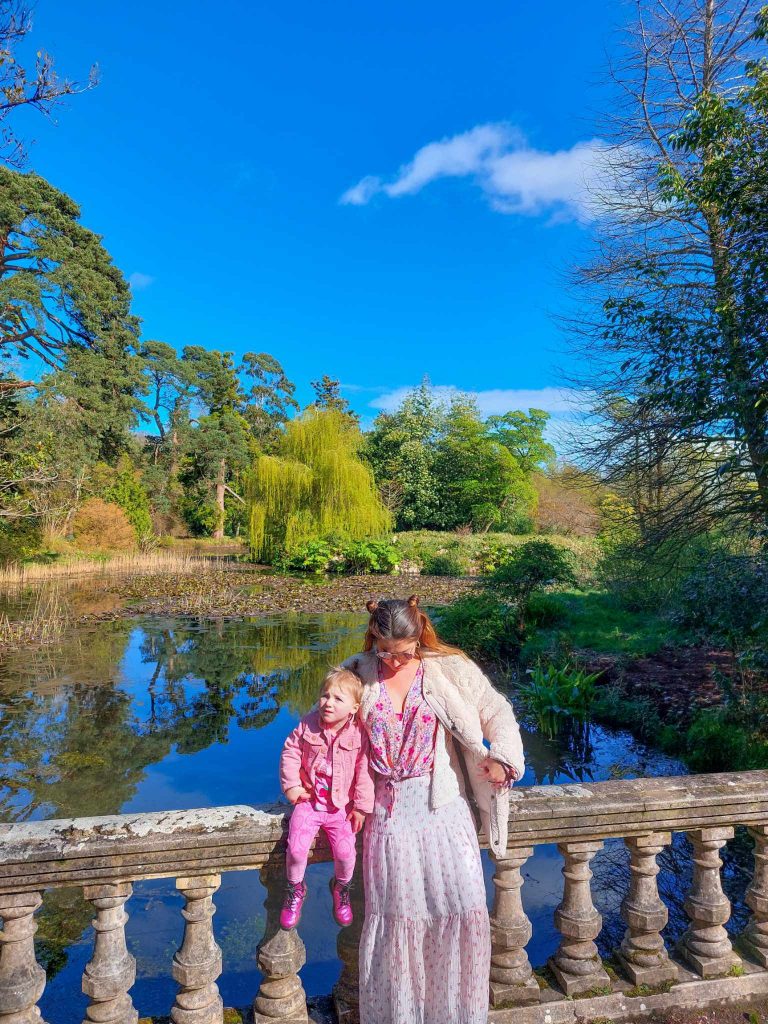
[{"xmin": 3, "ymin": 771, "xmax": 768, "ymax": 1022}]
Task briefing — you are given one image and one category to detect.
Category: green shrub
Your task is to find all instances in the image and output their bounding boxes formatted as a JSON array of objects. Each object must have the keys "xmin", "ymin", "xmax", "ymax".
[
  {"xmin": 336, "ymin": 539, "xmax": 400, "ymax": 574},
  {"xmin": 102, "ymin": 468, "xmax": 153, "ymax": 544},
  {"xmin": 422, "ymin": 551, "xmax": 468, "ymax": 576},
  {"xmin": 274, "ymin": 537, "xmax": 400, "ymax": 575},
  {"xmin": 179, "ymin": 492, "xmax": 217, "ymax": 537},
  {"xmin": 591, "ymin": 690, "xmax": 768, "ymax": 771},
  {"xmin": 517, "ymin": 661, "xmax": 602, "ymax": 735},
  {"xmin": 274, "ymin": 538, "xmax": 333, "ymax": 574},
  {"xmin": 672, "ymin": 551, "xmax": 768, "ymax": 648},
  {"xmin": 476, "ymin": 539, "xmax": 510, "ymax": 574},
  {"xmin": 0, "ymin": 519, "xmax": 42, "ymax": 564},
  {"xmin": 684, "ymin": 708, "xmax": 768, "ymax": 772},
  {"xmin": 489, "ymin": 539, "xmax": 577, "ymax": 599},
  {"xmin": 525, "ymin": 592, "xmax": 567, "ymax": 628},
  {"xmin": 435, "ymin": 593, "xmax": 519, "ymax": 662},
  {"xmin": 393, "ymin": 530, "xmax": 600, "ymax": 583}
]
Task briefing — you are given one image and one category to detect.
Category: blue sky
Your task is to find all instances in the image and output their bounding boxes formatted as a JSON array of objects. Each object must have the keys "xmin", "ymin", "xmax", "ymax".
[{"xmin": 22, "ymin": 0, "xmax": 625, "ymax": 431}]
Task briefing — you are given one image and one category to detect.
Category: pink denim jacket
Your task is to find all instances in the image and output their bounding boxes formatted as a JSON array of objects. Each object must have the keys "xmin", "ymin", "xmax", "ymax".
[{"xmin": 279, "ymin": 709, "xmax": 375, "ymax": 815}]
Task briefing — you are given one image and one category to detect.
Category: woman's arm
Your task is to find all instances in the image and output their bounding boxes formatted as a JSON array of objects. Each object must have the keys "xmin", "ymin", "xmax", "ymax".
[
  {"xmin": 351, "ymin": 730, "xmax": 375, "ymax": 814},
  {"xmin": 462, "ymin": 657, "xmax": 525, "ymax": 782}
]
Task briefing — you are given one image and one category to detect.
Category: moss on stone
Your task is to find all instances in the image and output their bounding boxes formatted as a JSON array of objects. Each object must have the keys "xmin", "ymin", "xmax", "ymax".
[
  {"xmin": 625, "ymin": 980, "xmax": 676, "ymax": 998},
  {"xmin": 573, "ymin": 984, "xmax": 613, "ymax": 1000}
]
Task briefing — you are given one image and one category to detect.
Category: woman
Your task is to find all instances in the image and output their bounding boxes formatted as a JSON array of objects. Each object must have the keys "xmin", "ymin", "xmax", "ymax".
[{"xmin": 341, "ymin": 594, "xmax": 525, "ymax": 1024}]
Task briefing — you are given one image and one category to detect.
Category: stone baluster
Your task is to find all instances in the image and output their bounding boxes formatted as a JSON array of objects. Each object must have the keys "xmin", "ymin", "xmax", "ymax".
[
  {"xmin": 171, "ymin": 875, "xmax": 223, "ymax": 1024},
  {"xmin": 489, "ymin": 846, "xmax": 540, "ymax": 1007},
  {"xmin": 615, "ymin": 833, "xmax": 678, "ymax": 986},
  {"xmin": 549, "ymin": 841, "xmax": 611, "ymax": 997},
  {"xmin": 333, "ymin": 855, "xmax": 365, "ymax": 1024},
  {"xmin": 742, "ymin": 825, "xmax": 768, "ymax": 966},
  {"xmin": 82, "ymin": 883, "xmax": 137, "ymax": 1024},
  {"xmin": 0, "ymin": 892, "xmax": 47, "ymax": 1024},
  {"xmin": 679, "ymin": 827, "xmax": 740, "ymax": 978},
  {"xmin": 252, "ymin": 864, "xmax": 308, "ymax": 1023}
]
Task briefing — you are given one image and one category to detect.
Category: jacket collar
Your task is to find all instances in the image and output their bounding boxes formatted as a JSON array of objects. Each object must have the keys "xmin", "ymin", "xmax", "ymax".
[
  {"xmin": 304, "ymin": 707, "xmax": 361, "ymax": 749},
  {"xmin": 355, "ymin": 648, "xmax": 447, "ymax": 680},
  {"xmin": 357, "ymin": 650, "xmax": 453, "ymax": 727}
]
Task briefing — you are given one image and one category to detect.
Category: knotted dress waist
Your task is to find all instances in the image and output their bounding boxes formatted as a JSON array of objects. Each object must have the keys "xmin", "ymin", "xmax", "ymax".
[{"xmin": 365, "ymin": 656, "xmax": 438, "ymax": 816}]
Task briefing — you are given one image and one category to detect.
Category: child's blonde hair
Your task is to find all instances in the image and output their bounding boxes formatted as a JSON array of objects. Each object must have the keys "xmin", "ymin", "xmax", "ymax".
[{"xmin": 321, "ymin": 666, "xmax": 363, "ymax": 705}]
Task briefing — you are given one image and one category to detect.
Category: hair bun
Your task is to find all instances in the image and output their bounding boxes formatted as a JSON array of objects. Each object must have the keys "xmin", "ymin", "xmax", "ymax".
[
  {"xmin": 366, "ymin": 599, "xmax": 379, "ymax": 613},
  {"xmin": 407, "ymin": 594, "xmax": 420, "ymax": 607}
]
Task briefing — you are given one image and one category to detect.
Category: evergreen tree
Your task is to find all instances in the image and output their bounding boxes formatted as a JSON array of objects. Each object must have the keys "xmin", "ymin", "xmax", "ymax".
[
  {"xmin": 240, "ymin": 351, "xmax": 299, "ymax": 449},
  {"xmin": 363, "ymin": 378, "xmax": 443, "ymax": 529},
  {"xmin": 179, "ymin": 347, "xmax": 253, "ymax": 538},
  {"xmin": 0, "ymin": 169, "xmax": 139, "ymax": 394},
  {"xmin": 309, "ymin": 374, "xmax": 359, "ymax": 423}
]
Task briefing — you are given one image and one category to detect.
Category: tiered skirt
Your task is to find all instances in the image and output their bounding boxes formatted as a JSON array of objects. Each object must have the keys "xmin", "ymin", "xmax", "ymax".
[{"xmin": 359, "ymin": 774, "xmax": 491, "ymax": 1024}]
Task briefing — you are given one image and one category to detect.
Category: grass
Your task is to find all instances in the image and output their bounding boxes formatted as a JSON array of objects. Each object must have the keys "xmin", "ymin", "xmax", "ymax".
[{"xmin": 522, "ymin": 589, "xmax": 680, "ymax": 661}]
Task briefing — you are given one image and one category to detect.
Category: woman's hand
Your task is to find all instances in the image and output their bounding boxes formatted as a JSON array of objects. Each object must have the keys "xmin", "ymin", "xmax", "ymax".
[
  {"xmin": 478, "ymin": 756, "xmax": 512, "ymax": 788},
  {"xmin": 348, "ymin": 809, "xmax": 367, "ymax": 833},
  {"xmin": 286, "ymin": 785, "xmax": 311, "ymax": 804}
]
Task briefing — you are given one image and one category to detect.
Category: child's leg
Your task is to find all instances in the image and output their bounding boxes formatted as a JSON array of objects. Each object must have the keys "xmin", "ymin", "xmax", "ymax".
[
  {"xmin": 285, "ymin": 802, "xmax": 323, "ymax": 883},
  {"xmin": 322, "ymin": 810, "xmax": 357, "ymax": 884}
]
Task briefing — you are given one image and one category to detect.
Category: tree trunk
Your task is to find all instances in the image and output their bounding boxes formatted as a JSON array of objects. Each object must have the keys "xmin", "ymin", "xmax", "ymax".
[
  {"xmin": 706, "ymin": 212, "xmax": 768, "ymax": 532},
  {"xmin": 169, "ymin": 399, "xmax": 182, "ymax": 479},
  {"xmin": 213, "ymin": 457, "xmax": 226, "ymax": 539}
]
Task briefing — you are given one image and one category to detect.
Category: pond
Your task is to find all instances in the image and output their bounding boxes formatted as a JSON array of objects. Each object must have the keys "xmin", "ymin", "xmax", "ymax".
[{"xmin": 0, "ymin": 605, "xmax": 754, "ymax": 1021}]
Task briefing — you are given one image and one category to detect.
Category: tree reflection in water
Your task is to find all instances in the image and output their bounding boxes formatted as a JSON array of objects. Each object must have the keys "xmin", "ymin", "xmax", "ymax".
[{"xmin": 0, "ymin": 611, "xmax": 366, "ymax": 978}]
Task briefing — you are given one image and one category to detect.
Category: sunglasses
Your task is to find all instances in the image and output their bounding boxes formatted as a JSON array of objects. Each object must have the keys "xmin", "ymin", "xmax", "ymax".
[{"xmin": 375, "ymin": 647, "xmax": 419, "ymax": 662}]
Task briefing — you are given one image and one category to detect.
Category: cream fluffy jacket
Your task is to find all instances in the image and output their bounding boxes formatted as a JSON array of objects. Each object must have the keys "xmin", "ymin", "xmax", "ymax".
[{"xmin": 340, "ymin": 649, "xmax": 525, "ymax": 856}]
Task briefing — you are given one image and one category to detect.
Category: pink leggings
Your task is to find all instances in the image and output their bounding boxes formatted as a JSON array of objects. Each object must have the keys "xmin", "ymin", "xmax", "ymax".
[{"xmin": 286, "ymin": 801, "xmax": 357, "ymax": 884}]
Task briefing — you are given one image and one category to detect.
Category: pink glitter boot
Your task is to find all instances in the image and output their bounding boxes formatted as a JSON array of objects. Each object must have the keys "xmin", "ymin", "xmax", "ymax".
[
  {"xmin": 280, "ymin": 880, "xmax": 307, "ymax": 930},
  {"xmin": 330, "ymin": 877, "xmax": 353, "ymax": 927}
]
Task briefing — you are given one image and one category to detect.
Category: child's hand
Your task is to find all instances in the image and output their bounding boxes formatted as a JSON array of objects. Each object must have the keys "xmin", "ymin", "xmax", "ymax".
[
  {"xmin": 347, "ymin": 809, "xmax": 366, "ymax": 834},
  {"xmin": 286, "ymin": 786, "xmax": 311, "ymax": 804}
]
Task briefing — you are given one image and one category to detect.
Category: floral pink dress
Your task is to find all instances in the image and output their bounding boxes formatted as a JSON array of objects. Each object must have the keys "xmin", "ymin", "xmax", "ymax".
[{"xmin": 359, "ymin": 657, "xmax": 492, "ymax": 1024}]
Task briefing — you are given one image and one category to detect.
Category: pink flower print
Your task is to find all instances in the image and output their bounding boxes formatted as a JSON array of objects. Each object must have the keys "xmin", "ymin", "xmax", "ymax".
[
  {"xmin": 408, "ymin": 747, "xmax": 415, "ymax": 756},
  {"xmin": 422, "ymin": 714, "xmax": 432, "ymax": 723},
  {"xmin": 375, "ymin": 701, "xmax": 383, "ymax": 710}
]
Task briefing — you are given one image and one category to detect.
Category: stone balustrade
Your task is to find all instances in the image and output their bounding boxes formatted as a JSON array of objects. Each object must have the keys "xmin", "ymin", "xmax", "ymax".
[{"xmin": 3, "ymin": 772, "xmax": 768, "ymax": 1022}]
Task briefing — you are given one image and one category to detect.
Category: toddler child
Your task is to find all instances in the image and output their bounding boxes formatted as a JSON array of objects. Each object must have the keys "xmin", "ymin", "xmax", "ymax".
[{"xmin": 279, "ymin": 665, "xmax": 374, "ymax": 929}]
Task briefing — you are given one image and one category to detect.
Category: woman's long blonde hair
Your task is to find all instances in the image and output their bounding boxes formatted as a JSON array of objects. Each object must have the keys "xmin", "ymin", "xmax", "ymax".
[{"xmin": 362, "ymin": 594, "xmax": 467, "ymax": 657}]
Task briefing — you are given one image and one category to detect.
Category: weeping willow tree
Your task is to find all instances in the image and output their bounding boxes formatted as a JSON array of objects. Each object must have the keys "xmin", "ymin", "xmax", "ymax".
[{"xmin": 244, "ymin": 407, "xmax": 391, "ymax": 562}]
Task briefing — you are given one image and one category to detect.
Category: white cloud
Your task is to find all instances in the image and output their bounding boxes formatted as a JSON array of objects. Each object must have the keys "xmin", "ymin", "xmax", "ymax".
[
  {"xmin": 340, "ymin": 122, "xmax": 610, "ymax": 222},
  {"xmin": 369, "ymin": 384, "xmax": 589, "ymax": 418},
  {"xmin": 128, "ymin": 272, "xmax": 155, "ymax": 291}
]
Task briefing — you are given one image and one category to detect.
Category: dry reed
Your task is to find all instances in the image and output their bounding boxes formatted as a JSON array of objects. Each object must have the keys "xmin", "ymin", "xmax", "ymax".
[
  {"xmin": 0, "ymin": 550, "xmax": 233, "ymax": 586},
  {"xmin": 0, "ymin": 587, "xmax": 70, "ymax": 649}
]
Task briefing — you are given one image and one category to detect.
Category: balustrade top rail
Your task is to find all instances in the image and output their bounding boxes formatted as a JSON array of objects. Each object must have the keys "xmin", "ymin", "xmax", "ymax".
[{"xmin": 3, "ymin": 770, "xmax": 768, "ymax": 893}]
